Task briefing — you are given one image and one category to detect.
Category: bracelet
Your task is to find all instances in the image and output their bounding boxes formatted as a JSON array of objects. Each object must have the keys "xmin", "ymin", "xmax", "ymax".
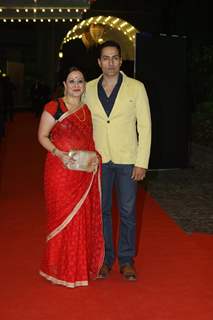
[{"xmin": 52, "ymin": 147, "xmax": 57, "ymax": 155}]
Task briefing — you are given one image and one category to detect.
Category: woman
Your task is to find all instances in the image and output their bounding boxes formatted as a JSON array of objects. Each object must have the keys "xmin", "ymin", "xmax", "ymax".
[{"xmin": 38, "ymin": 67, "xmax": 104, "ymax": 288}]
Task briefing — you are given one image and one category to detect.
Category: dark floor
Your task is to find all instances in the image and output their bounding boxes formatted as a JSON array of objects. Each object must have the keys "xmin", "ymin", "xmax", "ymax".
[{"xmin": 145, "ymin": 143, "xmax": 213, "ymax": 234}]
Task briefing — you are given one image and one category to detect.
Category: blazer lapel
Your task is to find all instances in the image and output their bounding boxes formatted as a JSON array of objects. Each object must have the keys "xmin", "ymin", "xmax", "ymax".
[
  {"xmin": 91, "ymin": 78, "xmax": 108, "ymax": 119},
  {"xmin": 109, "ymin": 73, "xmax": 129, "ymax": 119}
]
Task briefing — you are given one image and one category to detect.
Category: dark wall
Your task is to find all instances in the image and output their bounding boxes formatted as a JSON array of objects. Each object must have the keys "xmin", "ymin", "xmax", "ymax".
[
  {"xmin": 136, "ymin": 33, "xmax": 190, "ymax": 169},
  {"xmin": 0, "ymin": 1, "xmax": 211, "ymax": 108}
]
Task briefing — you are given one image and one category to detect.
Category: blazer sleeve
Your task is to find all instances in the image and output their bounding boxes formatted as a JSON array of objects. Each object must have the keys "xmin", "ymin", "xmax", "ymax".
[{"xmin": 135, "ymin": 81, "xmax": 152, "ymax": 169}]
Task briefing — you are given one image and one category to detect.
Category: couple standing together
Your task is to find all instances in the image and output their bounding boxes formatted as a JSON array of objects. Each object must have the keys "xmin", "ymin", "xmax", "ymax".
[{"xmin": 38, "ymin": 40, "xmax": 152, "ymax": 288}]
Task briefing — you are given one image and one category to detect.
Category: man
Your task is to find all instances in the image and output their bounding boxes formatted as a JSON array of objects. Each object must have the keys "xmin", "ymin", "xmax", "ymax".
[{"xmin": 84, "ymin": 40, "xmax": 151, "ymax": 281}]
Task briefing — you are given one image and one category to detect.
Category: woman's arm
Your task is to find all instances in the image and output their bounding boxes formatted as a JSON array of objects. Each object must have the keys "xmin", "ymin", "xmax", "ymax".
[{"xmin": 38, "ymin": 110, "xmax": 70, "ymax": 163}]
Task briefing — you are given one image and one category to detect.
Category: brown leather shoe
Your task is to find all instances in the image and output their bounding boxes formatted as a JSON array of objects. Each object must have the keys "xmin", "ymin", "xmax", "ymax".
[
  {"xmin": 97, "ymin": 264, "xmax": 111, "ymax": 279},
  {"xmin": 120, "ymin": 264, "xmax": 136, "ymax": 281}
]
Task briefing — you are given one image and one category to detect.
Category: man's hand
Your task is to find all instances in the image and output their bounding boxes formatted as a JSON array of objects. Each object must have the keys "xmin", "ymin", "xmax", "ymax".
[{"xmin": 131, "ymin": 166, "xmax": 147, "ymax": 181}]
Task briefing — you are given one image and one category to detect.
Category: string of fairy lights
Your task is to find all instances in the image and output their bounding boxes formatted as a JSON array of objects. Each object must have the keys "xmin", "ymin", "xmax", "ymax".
[
  {"xmin": 63, "ymin": 16, "xmax": 138, "ymax": 45},
  {"xmin": 0, "ymin": 9, "xmax": 88, "ymax": 22},
  {"xmin": 0, "ymin": 0, "xmax": 90, "ymax": 22}
]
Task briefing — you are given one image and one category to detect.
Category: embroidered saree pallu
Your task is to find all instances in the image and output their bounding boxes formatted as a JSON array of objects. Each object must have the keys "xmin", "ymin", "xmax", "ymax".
[{"xmin": 39, "ymin": 102, "xmax": 104, "ymax": 288}]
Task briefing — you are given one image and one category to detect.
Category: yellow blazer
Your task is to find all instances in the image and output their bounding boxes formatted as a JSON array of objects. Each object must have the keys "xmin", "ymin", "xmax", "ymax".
[{"xmin": 84, "ymin": 72, "xmax": 152, "ymax": 168}]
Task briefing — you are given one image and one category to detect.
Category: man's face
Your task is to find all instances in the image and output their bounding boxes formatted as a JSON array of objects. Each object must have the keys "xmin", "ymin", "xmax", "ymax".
[{"xmin": 98, "ymin": 46, "xmax": 122, "ymax": 77}]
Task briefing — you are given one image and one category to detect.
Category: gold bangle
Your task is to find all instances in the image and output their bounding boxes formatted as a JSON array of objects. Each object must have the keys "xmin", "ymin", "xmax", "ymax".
[{"xmin": 52, "ymin": 147, "xmax": 57, "ymax": 155}]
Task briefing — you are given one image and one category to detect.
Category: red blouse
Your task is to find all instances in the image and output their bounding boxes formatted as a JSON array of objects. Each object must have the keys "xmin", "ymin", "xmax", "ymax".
[{"xmin": 44, "ymin": 98, "xmax": 67, "ymax": 116}]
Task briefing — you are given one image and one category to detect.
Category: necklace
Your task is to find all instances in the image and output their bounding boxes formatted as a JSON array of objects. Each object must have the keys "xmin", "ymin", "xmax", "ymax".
[
  {"xmin": 63, "ymin": 98, "xmax": 80, "ymax": 110},
  {"xmin": 74, "ymin": 107, "xmax": 86, "ymax": 122},
  {"xmin": 63, "ymin": 97, "xmax": 86, "ymax": 121}
]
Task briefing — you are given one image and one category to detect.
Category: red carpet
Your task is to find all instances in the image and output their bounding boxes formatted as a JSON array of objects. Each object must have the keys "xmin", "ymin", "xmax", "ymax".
[{"xmin": 1, "ymin": 113, "xmax": 213, "ymax": 320}]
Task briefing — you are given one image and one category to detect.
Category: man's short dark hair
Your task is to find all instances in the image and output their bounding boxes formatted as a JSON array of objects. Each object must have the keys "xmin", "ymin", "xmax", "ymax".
[{"xmin": 98, "ymin": 40, "xmax": 121, "ymax": 58}]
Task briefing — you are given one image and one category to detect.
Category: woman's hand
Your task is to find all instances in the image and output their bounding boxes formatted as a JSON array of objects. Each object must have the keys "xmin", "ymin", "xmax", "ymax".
[
  {"xmin": 55, "ymin": 150, "xmax": 72, "ymax": 167},
  {"xmin": 87, "ymin": 154, "xmax": 99, "ymax": 172}
]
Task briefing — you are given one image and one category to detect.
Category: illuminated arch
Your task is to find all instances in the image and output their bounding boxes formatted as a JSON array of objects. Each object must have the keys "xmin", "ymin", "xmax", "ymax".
[{"xmin": 61, "ymin": 16, "xmax": 139, "ymax": 60}]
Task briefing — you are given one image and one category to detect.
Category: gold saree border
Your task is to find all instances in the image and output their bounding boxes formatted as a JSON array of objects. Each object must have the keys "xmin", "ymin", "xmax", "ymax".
[
  {"xmin": 39, "ymin": 271, "xmax": 88, "ymax": 288},
  {"xmin": 47, "ymin": 172, "xmax": 95, "ymax": 241},
  {"xmin": 57, "ymin": 104, "xmax": 85, "ymax": 123}
]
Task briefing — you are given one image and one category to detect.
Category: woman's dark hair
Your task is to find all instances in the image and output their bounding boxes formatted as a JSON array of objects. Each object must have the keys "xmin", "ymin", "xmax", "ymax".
[
  {"xmin": 98, "ymin": 40, "xmax": 121, "ymax": 58},
  {"xmin": 61, "ymin": 66, "xmax": 85, "ymax": 83}
]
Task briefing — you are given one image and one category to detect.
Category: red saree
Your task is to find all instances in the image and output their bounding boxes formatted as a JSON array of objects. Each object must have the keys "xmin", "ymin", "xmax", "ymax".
[{"xmin": 40, "ymin": 103, "xmax": 104, "ymax": 288}]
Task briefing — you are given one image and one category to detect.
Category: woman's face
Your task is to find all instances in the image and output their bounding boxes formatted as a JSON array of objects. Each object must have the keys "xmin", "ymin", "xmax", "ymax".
[{"xmin": 63, "ymin": 70, "xmax": 85, "ymax": 98}]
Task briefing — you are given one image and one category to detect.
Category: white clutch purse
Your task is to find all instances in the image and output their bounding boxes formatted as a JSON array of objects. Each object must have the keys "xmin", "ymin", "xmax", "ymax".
[{"xmin": 66, "ymin": 150, "xmax": 98, "ymax": 172}]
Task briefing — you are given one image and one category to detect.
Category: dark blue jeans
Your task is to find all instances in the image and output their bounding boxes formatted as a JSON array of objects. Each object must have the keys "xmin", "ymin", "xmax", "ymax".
[{"xmin": 102, "ymin": 162, "xmax": 137, "ymax": 268}]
